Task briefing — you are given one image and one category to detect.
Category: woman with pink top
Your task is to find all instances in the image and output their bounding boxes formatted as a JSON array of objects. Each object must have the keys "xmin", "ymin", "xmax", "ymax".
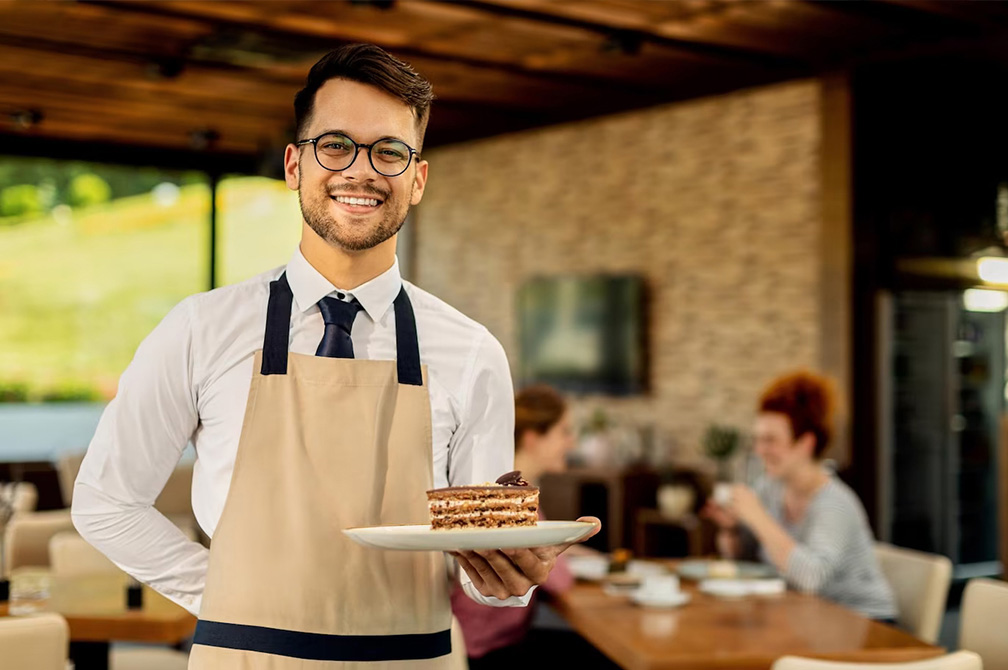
[{"xmin": 451, "ymin": 385, "xmax": 616, "ymax": 669}]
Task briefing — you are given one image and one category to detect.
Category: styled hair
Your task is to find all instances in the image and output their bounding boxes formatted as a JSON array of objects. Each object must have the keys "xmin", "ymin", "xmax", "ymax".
[
  {"xmin": 514, "ymin": 385, "xmax": 568, "ymax": 449},
  {"xmin": 758, "ymin": 370, "xmax": 836, "ymax": 458},
  {"xmin": 294, "ymin": 43, "xmax": 434, "ymax": 148}
]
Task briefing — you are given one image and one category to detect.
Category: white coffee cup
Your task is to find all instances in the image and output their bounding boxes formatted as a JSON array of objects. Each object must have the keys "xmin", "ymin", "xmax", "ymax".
[
  {"xmin": 713, "ymin": 483, "xmax": 733, "ymax": 506},
  {"xmin": 642, "ymin": 574, "xmax": 680, "ymax": 597}
]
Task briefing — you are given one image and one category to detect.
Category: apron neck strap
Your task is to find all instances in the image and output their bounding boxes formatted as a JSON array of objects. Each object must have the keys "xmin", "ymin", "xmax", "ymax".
[
  {"xmin": 262, "ymin": 273, "xmax": 293, "ymax": 375},
  {"xmin": 393, "ymin": 285, "xmax": 422, "ymax": 386},
  {"xmin": 260, "ymin": 272, "xmax": 424, "ymax": 386}
]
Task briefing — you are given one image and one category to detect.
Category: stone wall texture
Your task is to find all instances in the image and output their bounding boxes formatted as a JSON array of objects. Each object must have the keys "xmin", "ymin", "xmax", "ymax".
[{"xmin": 414, "ymin": 79, "xmax": 825, "ymax": 464}]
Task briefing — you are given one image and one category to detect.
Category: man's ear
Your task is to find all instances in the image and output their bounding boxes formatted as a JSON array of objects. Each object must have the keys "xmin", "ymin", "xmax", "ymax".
[
  {"xmin": 410, "ymin": 159, "xmax": 428, "ymax": 206},
  {"xmin": 284, "ymin": 144, "xmax": 301, "ymax": 191}
]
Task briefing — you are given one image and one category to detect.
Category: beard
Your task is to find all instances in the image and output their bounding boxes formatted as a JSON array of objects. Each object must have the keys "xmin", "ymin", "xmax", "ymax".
[{"xmin": 298, "ymin": 166, "xmax": 412, "ymax": 252}]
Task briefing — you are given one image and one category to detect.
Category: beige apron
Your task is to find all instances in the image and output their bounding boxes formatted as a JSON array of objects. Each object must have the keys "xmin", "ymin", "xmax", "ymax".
[{"xmin": 189, "ymin": 273, "xmax": 452, "ymax": 669}]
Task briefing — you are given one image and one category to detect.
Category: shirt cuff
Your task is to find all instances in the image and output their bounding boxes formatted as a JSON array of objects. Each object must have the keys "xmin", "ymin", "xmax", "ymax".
[{"xmin": 458, "ymin": 565, "xmax": 537, "ymax": 607}]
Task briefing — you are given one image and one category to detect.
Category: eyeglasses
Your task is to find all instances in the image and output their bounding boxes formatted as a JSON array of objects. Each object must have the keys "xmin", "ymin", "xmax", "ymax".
[{"xmin": 296, "ymin": 132, "xmax": 419, "ymax": 177}]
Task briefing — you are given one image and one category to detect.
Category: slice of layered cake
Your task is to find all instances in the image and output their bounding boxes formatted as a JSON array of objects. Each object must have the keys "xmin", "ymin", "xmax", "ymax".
[{"xmin": 427, "ymin": 471, "xmax": 539, "ymax": 530}]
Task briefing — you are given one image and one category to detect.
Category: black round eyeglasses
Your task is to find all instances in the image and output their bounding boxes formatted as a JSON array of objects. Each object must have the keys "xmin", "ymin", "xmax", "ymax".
[{"xmin": 296, "ymin": 132, "xmax": 419, "ymax": 177}]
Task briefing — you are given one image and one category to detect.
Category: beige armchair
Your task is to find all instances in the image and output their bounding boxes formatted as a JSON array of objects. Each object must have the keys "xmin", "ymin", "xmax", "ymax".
[
  {"xmin": 0, "ymin": 613, "xmax": 69, "ymax": 670},
  {"xmin": 874, "ymin": 543, "xmax": 952, "ymax": 643},
  {"xmin": 3, "ymin": 509, "xmax": 75, "ymax": 573},
  {"xmin": 772, "ymin": 651, "xmax": 982, "ymax": 670},
  {"xmin": 960, "ymin": 577, "xmax": 1008, "ymax": 670}
]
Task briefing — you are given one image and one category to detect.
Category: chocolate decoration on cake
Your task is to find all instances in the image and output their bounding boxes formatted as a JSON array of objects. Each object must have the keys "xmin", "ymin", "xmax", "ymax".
[{"xmin": 495, "ymin": 470, "xmax": 529, "ymax": 487}]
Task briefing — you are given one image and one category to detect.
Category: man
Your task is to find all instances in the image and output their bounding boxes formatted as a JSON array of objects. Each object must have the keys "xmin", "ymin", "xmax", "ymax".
[{"xmin": 72, "ymin": 44, "xmax": 598, "ymax": 668}]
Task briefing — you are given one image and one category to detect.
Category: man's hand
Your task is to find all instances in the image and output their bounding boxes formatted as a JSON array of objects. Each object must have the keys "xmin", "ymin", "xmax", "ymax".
[{"xmin": 451, "ymin": 516, "xmax": 601, "ymax": 600}]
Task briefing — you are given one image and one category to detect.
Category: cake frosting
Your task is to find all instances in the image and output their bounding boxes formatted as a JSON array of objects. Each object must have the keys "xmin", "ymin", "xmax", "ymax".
[{"xmin": 426, "ymin": 471, "xmax": 539, "ymax": 530}]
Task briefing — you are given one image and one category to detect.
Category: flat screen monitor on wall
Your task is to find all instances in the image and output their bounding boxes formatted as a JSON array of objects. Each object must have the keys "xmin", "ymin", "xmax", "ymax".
[{"xmin": 517, "ymin": 275, "xmax": 647, "ymax": 395}]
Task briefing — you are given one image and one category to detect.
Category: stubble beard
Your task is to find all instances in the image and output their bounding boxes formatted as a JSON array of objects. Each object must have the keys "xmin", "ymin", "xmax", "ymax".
[{"xmin": 298, "ymin": 166, "xmax": 412, "ymax": 252}]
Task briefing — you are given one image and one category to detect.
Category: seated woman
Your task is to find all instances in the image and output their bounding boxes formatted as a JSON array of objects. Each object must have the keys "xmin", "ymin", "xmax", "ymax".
[
  {"xmin": 703, "ymin": 370, "xmax": 897, "ymax": 621},
  {"xmin": 451, "ymin": 385, "xmax": 614, "ymax": 669}
]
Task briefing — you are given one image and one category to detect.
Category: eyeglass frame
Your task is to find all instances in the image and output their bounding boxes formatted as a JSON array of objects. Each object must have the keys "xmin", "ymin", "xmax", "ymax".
[{"xmin": 295, "ymin": 132, "xmax": 420, "ymax": 177}]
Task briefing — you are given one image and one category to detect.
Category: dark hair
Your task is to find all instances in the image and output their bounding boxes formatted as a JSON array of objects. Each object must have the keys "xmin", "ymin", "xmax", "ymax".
[
  {"xmin": 294, "ymin": 44, "xmax": 434, "ymax": 148},
  {"xmin": 758, "ymin": 370, "xmax": 836, "ymax": 458},
  {"xmin": 515, "ymin": 385, "xmax": 568, "ymax": 449}
]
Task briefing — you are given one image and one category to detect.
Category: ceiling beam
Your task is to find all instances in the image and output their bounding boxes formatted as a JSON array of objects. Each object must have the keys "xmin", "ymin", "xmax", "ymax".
[
  {"xmin": 429, "ymin": 0, "xmax": 807, "ymax": 71},
  {"xmin": 81, "ymin": 0, "xmax": 681, "ymax": 97}
]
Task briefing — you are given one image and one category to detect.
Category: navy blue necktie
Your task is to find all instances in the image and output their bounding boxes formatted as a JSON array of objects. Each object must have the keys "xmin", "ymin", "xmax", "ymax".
[{"xmin": 315, "ymin": 296, "xmax": 362, "ymax": 359}]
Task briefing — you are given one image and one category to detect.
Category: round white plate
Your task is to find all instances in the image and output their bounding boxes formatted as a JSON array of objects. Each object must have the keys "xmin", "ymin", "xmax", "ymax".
[
  {"xmin": 630, "ymin": 590, "xmax": 691, "ymax": 608},
  {"xmin": 699, "ymin": 578, "xmax": 786, "ymax": 598},
  {"xmin": 677, "ymin": 559, "xmax": 777, "ymax": 581},
  {"xmin": 343, "ymin": 520, "xmax": 597, "ymax": 551}
]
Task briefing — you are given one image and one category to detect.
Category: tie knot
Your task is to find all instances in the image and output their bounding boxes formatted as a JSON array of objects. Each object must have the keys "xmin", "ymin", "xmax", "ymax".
[{"xmin": 317, "ymin": 296, "xmax": 361, "ymax": 331}]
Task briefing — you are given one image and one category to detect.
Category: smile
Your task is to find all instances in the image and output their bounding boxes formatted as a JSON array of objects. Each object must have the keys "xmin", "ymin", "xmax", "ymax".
[{"xmin": 332, "ymin": 195, "xmax": 382, "ymax": 207}]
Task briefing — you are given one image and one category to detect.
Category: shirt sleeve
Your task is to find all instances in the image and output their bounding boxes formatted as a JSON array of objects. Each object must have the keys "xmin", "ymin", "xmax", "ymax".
[
  {"xmin": 447, "ymin": 329, "xmax": 515, "ymax": 489},
  {"xmin": 782, "ymin": 498, "xmax": 856, "ymax": 594},
  {"xmin": 447, "ymin": 329, "xmax": 535, "ymax": 607},
  {"xmin": 71, "ymin": 298, "xmax": 208, "ymax": 616}
]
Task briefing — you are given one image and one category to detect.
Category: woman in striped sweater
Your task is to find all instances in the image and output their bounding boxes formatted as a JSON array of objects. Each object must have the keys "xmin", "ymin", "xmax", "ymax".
[{"xmin": 703, "ymin": 371, "xmax": 897, "ymax": 620}]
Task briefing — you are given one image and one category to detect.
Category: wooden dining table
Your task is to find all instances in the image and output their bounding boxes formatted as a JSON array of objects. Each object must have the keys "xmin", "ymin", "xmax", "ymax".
[
  {"xmin": 0, "ymin": 570, "xmax": 196, "ymax": 670},
  {"xmin": 553, "ymin": 565, "xmax": 944, "ymax": 670}
]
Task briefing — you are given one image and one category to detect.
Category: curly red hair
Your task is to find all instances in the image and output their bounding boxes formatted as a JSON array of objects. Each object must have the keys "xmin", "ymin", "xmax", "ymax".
[{"xmin": 758, "ymin": 371, "xmax": 836, "ymax": 458}]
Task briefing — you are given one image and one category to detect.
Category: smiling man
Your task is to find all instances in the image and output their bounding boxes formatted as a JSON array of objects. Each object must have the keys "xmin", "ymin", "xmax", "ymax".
[{"xmin": 71, "ymin": 44, "xmax": 598, "ymax": 669}]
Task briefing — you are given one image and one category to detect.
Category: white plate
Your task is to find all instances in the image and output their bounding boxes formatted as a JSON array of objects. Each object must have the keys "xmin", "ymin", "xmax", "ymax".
[
  {"xmin": 677, "ymin": 559, "xmax": 777, "ymax": 581},
  {"xmin": 699, "ymin": 578, "xmax": 786, "ymax": 598},
  {"xmin": 630, "ymin": 590, "xmax": 691, "ymax": 608},
  {"xmin": 343, "ymin": 520, "xmax": 597, "ymax": 551}
]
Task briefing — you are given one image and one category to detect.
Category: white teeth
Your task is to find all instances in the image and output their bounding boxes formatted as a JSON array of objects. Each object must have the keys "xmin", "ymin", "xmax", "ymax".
[{"xmin": 334, "ymin": 196, "xmax": 379, "ymax": 207}]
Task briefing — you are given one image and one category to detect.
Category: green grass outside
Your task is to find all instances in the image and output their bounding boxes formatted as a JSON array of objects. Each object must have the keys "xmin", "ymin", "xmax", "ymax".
[{"xmin": 0, "ymin": 176, "xmax": 301, "ymax": 400}]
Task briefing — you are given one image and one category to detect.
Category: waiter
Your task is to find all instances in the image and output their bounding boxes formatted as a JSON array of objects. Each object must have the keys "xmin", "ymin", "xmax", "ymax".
[{"xmin": 72, "ymin": 43, "xmax": 598, "ymax": 668}]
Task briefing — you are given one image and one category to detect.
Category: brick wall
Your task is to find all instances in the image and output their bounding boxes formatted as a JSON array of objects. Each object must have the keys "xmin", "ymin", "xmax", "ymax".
[{"xmin": 414, "ymin": 79, "xmax": 833, "ymax": 464}]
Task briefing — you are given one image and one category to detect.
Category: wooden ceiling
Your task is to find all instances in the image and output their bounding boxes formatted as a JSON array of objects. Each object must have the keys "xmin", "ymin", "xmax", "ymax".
[{"xmin": 3, "ymin": 0, "xmax": 1008, "ymax": 170}]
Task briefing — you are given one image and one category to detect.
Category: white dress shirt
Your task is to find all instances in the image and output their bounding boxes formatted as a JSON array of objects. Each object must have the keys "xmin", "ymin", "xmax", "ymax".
[{"xmin": 72, "ymin": 248, "xmax": 530, "ymax": 615}]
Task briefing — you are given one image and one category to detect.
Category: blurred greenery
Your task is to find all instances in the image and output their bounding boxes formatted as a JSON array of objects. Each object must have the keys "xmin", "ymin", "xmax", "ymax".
[
  {"xmin": 68, "ymin": 174, "xmax": 112, "ymax": 208},
  {"xmin": 0, "ymin": 382, "xmax": 29, "ymax": 402},
  {"xmin": 1, "ymin": 184, "xmax": 43, "ymax": 219},
  {"xmin": 0, "ymin": 157, "xmax": 300, "ymax": 402},
  {"xmin": 702, "ymin": 424, "xmax": 741, "ymax": 461}
]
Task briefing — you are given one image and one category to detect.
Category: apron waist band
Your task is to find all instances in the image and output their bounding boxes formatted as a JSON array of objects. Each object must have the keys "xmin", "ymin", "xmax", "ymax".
[{"xmin": 193, "ymin": 619, "xmax": 451, "ymax": 661}]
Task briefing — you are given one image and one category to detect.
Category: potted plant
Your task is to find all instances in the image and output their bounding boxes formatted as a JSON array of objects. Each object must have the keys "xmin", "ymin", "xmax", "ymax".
[{"xmin": 702, "ymin": 424, "xmax": 741, "ymax": 482}]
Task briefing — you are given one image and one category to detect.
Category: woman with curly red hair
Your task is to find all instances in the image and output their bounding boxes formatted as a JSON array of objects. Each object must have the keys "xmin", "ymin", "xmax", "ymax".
[{"xmin": 704, "ymin": 371, "xmax": 897, "ymax": 620}]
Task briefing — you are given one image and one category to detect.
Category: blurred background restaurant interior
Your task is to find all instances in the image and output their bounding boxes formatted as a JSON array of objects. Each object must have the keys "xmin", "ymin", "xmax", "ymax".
[{"xmin": 2, "ymin": 0, "xmax": 1008, "ymax": 667}]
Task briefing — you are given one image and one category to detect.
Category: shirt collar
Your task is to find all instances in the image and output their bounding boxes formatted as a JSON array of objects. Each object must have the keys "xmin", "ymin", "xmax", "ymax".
[{"xmin": 285, "ymin": 247, "xmax": 402, "ymax": 323}]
